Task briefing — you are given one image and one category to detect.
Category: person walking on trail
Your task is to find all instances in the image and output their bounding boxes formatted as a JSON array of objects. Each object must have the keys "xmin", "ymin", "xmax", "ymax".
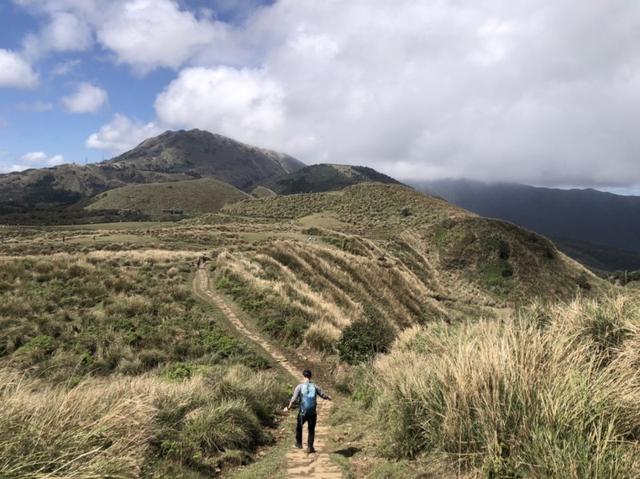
[{"xmin": 283, "ymin": 369, "xmax": 332, "ymax": 454}]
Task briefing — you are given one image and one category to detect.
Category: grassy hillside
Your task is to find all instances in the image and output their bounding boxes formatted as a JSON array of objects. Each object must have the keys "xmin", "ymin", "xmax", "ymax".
[
  {"xmin": 263, "ymin": 164, "xmax": 401, "ymax": 195},
  {"xmin": 0, "ymin": 183, "xmax": 622, "ymax": 477},
  {"xmin": 86, "ymin": 178, "xmax": 251, "ymax": 217},
  {"xmin": 0, "ymin": 249, "xmax": 288, "ymax": 477},
  {"xmin": 251, "ymin": 186, "xmax": 277, "ymax": 199},
  {"xmin": 213, "ymin": 183, "xmax": 599, "ymax": 356}
]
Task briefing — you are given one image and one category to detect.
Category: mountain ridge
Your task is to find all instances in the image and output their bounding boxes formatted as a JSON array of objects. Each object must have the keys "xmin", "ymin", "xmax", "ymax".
[
  {"xmin": 411, "ymin": 178, "xmax": 640, "ymax": 271},
  {"xmin": 262, "ymin": 163, "xmax": 402, "ymax": 195},
  {"xmin": 0, "ymin": 129, "xmax": 305, "ymax": 220}
]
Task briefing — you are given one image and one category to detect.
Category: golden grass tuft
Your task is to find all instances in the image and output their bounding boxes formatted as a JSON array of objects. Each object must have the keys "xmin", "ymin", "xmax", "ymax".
[
  {"xmin": 0, "ymin": 365, "xmax": 287, "ymax": 478},
  {"xmin": 363, "ymin": 294, "xmax": 640, "ymax": 477}
]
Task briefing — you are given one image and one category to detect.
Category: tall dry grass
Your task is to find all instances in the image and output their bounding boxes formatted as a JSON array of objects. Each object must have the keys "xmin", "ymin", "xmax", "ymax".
[
  {"xmin": 0, "ymin": 365, "xmax": 287, "ymax": 479},
  {"xmin": 365, "ymin": 295, "xmax": 640, "ymax": 477}
]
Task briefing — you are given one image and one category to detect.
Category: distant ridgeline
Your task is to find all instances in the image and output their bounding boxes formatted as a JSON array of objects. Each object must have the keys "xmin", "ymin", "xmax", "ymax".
[{"xmin": 412, "ymin": 179, "xmax": 640, "ymax": 273}]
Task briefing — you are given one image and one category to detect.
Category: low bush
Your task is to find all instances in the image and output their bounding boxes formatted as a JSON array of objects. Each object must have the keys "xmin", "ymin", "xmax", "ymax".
[{"xmin": 337, "ymin": 305, "xmax": 396, "ymax": 364}]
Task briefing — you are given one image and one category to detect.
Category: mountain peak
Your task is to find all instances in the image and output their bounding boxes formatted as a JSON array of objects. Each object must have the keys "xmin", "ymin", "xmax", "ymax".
[{"xmin": 0, "ymin": 129, "xmax": 305, "ymax": 216}]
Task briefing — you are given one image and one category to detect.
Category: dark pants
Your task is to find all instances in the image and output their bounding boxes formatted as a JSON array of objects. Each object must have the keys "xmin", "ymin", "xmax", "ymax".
[{"xmin": 296, "ymin": 411, "xmax": 317, "ymax": 449}]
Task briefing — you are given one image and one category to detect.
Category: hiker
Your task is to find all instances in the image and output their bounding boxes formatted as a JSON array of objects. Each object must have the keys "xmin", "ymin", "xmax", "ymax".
[
  {"xmin": 283, "ymin": 369, "xmax": 332, "ymax": 453},
  {"xmin": 195, "ymin": 255, "xmax": 206, "ymax": 270}
]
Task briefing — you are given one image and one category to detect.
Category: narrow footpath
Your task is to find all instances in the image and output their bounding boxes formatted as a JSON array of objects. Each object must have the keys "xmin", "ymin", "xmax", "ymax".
[{"xmin": 193, "ymin": 269, "xmax": 343, "ymax": 479}]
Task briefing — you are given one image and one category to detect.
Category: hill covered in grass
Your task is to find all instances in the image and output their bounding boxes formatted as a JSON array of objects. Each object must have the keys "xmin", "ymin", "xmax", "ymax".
[
  {"xmin": 0, "ymin": 249, "xmax": 288, "ymax": 477},
  {"xmin": 212, "ymin": 183, "xmax": 599, "ymax": 355},
  {"xmin": 263, "ymin": 164, "xmax": 401, "ymax": 194},
  {"xmin": 0, "ymin": 182, "xmax": 619, "ymax": 477},
  {"xmin": 86, "ymin": 178, "xmax": 251, "ymax": 217},
  {"xmin": 336, "ymin": 295, "xmax": 640, "ymax": 477}
]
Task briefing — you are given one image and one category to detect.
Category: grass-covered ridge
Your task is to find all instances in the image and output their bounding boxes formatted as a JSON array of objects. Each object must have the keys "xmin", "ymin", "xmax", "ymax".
[
  {"xmin": 262, "ymin": 163, "xmax": 401, "ymax": 195},
  {"xmin": 86, "ymin": 177, "xmax": 251, "ymax": 217},
  {"xmin": 213, "ymin": 184, "xmax": 601, "ymax": 357}
]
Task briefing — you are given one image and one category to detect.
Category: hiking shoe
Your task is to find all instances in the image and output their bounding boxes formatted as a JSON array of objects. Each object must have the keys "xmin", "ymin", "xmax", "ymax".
[
  {"xmin": 307, "ymin": 447, "xmax": 316, "ymax": 454},
  {"xmin": 294, "ymin": 443, "xmax": 303, "ymax": 449}
]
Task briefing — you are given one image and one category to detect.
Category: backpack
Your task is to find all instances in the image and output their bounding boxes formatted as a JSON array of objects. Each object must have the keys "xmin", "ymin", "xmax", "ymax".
[{"xmin": 300, "ymin": 382, "xmax": 317, "ymax": 415}]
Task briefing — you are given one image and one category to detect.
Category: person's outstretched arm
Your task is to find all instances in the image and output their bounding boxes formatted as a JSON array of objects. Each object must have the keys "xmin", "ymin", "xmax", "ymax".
[
  {"xmin": 316, "ymin": 385, "xmax": 332, "ymax": 401},
  {"xmin": 284, "ymin": 384, "xmax": 302, "ymax": 411}
]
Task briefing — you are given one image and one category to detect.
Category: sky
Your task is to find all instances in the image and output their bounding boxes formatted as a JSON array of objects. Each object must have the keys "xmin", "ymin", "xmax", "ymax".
[{"xmin": 1, "ymin": 0, "xmax": 639, "ymax": 193}]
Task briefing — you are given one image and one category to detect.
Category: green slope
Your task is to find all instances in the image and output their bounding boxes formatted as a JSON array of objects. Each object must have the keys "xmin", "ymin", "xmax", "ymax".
[
  {"xmin": 264, "ymin": 164, "xmax": 402, "ymax": 195},
  {"xmin": 86, "ymin": 178, "xmax": 250, "ymax": 216}
]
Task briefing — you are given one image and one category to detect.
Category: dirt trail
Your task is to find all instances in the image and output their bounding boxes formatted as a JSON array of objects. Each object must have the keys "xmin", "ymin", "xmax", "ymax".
[{"xmin": 193, "ymin": 269, "xmax": 343, "ymax": 479}]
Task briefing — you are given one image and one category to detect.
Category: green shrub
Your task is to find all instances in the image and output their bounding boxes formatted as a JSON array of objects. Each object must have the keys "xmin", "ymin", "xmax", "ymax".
[
  {"xmin": 180, "ymin": 399, "xmax": 265, "ymax": 457},
  {"xmin": 337, "ymin": 306, "xmax": 395, "ymax": 364}
]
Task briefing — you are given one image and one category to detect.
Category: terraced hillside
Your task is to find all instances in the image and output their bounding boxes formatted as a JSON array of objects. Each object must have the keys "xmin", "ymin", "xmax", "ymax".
[{"xmin": 211, "ymin": 183, "xmax": 598, "ymax": 355}]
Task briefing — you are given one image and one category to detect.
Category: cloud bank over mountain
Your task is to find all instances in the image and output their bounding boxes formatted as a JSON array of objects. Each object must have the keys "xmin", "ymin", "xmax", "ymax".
[{"xmin": 5, "ymin": 0, "xmax": 640, "ymax": 189}]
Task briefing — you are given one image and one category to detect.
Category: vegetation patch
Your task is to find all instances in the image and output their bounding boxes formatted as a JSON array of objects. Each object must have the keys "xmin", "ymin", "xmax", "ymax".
[
  {"xmin": 0, "ymin": 255, "xmax": 268, "ymax": 381},
  {"xmin": 0, "ymin": 365, "xmax": 288, "ymax": 479},
  {"xmin": 351, "ymin": 295, "xmax": 640, "ymax": 477},
  {"xmin": 337, "ymin": 305, "xmax": 396, "ymax": 364},
  {"xmin": 215, "ymin": 272, "xmax": 311, "ymax": 346}
]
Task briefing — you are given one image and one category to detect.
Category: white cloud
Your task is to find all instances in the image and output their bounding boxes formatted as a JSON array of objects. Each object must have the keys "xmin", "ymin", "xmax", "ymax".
[
  {"xmin": 51, "ymin": 59, "xmax": 81, "ymax": 76},
  {"xmin": 86, "ymin": 113, "xmax": 162, "ymax": 154},
  {"xmin": 3, "ymin": 151, "xmax": 66, "ymax": 172},
  {"xmin": 0, "ymin": 164, "xmax": 29, "ymax": 174},
  {"xmin": 20, "ymin": 151, "xmax": 65, "ymax": 166},
  {"xmin": 13, "ymin": 0, "xmax": 640, "ymax": 188},
  {"xmin": 0, "ymin": 49, "xmax": 38, "ymax": 88},
  {"xmin": 149, "ymin": 0, "xmax": 640, "ymax": 188},
  {"xmin": 61, "ymin": 82, "xmax": 108, "ymax": 113},
  {"xmin": 96, "ymin": 0, "xmax": 224, "ymax": 73},
  {"xmin": 18, "ymin": 101, "xmax": 53, "ymax": 112},
  {"xmin": 17, "ymin": 0, "xmax": 224, "ymax": 73},
  {"xmin": 155, "ymin": 66, "xmax": 284, "ymax": 145},
  {"xmin": 22, "ymin": 11, "xmax": 92, "ymax": 58},
  {"xmin": 0, "ymin": 118, "xmax": 7, "ymax": 129}
]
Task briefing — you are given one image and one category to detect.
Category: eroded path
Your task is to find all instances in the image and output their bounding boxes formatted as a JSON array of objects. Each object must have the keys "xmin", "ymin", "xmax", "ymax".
[{"xmin": 193, "ymin": 269, "xmax": 343, "ymax": 479}]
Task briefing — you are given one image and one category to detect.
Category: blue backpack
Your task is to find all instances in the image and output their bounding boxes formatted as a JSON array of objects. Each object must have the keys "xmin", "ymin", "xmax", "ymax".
[{"xmin": 300, "ymin": 382, "xmax": 317, "ymax": 415}]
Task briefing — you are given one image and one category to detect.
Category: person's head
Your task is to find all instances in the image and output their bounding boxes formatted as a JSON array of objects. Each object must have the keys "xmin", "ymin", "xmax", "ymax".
[{"xmin": 302, "ymin": 369, "xmax": 312, "ymax": 380}]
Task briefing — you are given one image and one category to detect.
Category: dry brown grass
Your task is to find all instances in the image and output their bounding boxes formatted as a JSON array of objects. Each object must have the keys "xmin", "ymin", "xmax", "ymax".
[
  {"xmin": 0, "ymin": 365, "xmax": 287, "ymax": 479},
  {"xmin": 358, "ymin": 294, "xmax": 640, "ymax": 477}
]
